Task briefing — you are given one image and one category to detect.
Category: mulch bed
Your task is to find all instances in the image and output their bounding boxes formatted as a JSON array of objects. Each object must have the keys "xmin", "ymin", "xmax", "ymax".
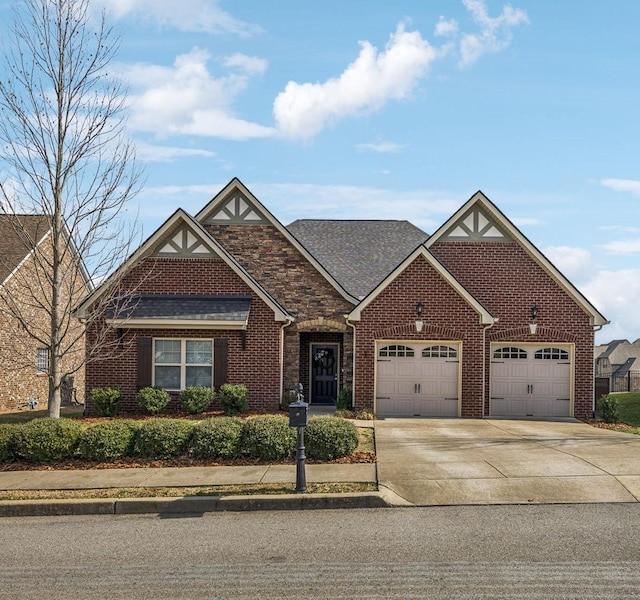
[{"xmin": 582, "ymin": 419, "xmax": 638, "ymax": 431}]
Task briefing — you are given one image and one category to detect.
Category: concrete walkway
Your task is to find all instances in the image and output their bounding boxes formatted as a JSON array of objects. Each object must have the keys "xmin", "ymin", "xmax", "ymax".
[{"xmin": 375, "ymin": 418, "xmax": 640, "ymax": 506}]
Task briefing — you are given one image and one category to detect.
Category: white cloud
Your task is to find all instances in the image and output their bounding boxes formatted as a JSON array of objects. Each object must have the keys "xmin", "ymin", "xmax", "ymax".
[
  {"xmin": 223, "ymin": 53, "xmax": 268, "ymax": 76},
  {"xmin": 273, "ymin": 24, "xmax": 437, "ymax": 140},
  {"xmin": 355, "ymin": 141, "xmax": 403, "ymax": 153},
  {"xmin": 544, "ymin": 246, "xmax": 595, "ymax": 283},
  {"xmin": 459, "ymin": 0, "xmax": 529, "ymax": 67},
  {"xmin": 252, "ymin": 182, "xmax": 459, "ymax": 231},
  {"xmin": 600, "ymin": 239, "xmax": 640, "ymax": 254},
  {"xmin": 135, "ymin": 142, "xmax": 216, "ymax": 163},
  {"xmin": 601, "ymin": 178, "xmax": 640, "ymax": 196},
  {"xmin": 582, "ymin": 269, "xmax": 640, "ymax": 343},
  {"xmin": 435, "ymin": 17, "xmax": 459, "ymax": 37},
  {"xmin": 94, "ymin": 0, "xmax": 260, "ymax": 35},
  {"xmin": 124, "ymin": 49, "xmax": 275, "ymax": 140}
]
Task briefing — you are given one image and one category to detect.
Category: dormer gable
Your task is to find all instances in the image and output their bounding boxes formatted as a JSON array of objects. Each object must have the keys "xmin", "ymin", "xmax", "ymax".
[{"xmin": 196, "ymin": 178, "xmax": 359, "ymax": 304}]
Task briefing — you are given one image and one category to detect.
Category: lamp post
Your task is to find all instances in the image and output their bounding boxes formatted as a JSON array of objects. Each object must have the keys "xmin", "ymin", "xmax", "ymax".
[{"xmin": 288, "ymin": 383, "xmax": 308, "ymax": 493}]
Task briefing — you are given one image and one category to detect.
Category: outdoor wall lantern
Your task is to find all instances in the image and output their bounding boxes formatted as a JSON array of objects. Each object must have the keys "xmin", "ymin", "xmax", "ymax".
[
  {"xmin": 415, "ymin": 301, "xmax": 424, "ymax": 333},
  {"xmin": 529, "ymin": 304, "xmax": 538, "ymax": 335}
]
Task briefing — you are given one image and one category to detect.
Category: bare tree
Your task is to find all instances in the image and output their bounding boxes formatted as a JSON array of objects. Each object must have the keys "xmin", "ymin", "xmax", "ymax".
[{"xmin": 0, "ymin": 0, "xmax": 142, "ymax": 417}]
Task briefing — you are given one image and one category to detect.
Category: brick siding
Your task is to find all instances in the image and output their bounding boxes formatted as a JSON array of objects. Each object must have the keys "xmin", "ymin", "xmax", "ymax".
[{"xmin": 430, "ymin": 241, "xmax": 595, "ymax": 418}]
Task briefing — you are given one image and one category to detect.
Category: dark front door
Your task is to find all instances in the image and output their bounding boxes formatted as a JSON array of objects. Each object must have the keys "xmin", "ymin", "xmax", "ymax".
[{"xmin": 311, "ymin": 344, "xmax": 338, "ymax": 404}]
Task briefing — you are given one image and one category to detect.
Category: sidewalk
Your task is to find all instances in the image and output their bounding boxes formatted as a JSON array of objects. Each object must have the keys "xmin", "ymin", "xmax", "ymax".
[{"xmin": 0, "ymin": 462, "xmax": 384, "ymax": 517}]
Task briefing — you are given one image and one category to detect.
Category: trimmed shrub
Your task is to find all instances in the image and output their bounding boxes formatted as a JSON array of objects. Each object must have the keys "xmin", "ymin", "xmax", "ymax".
[
  {"xmin": 90, "ymin": 387, "xmax": 122, "ymax": 417},
  {"xmin": 240, "ymin": 414, "xmax": 296, "ymax": 460},
  {"xmin": 0, "ymin": 423, "xmax": 17, "ymax": 462},
  {"xmin": 180, "ymin": 386, "xmax": 214, "ymax": 415},
  {"xmin": 12, "ymin": 418, "xmax": 83, "ymax": 463},
  {"xmin": 220, "ymin": 383, "xmax": 248, "ymax": 416},
  {"xmin": 190, "ymin": 417, "xmax": 243, "ymax": 459},
  {"xmin": 598, "ymin": 394, "xmax": 619, "ymax": 423},
  {"xmin": 77, "ymin": 420, "xmax": 139, "ymax": 462},
  {"xmin": 336, "ymin": 387, "xmax": 352, "ymax": 411},
  {"xmin": 136, "ymin": 387, "xmax": 170, "ymax": 415},
  {"xmin": 354, "ymin": 409, "xmax": 375, "ymax": 420},
  {"xmin": 305, "ymin": 416, "xmax": 359, "ymax": 460},
  {"xmin": 135, "ymin": 419, "xmax": 195, "ymax": 459}
]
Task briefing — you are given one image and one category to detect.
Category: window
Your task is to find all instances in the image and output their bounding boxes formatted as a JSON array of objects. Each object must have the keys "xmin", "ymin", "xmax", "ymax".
[
  {"xmin": 422, "ymin": 345, "xmax": 457, "ymax": 358},
  {"xmin": 378, "ymin": 344, "xmax": 415, "ymax": 358},
  {"xmin": 153, "ymin": 339, "xmax": 212, "ymax": 390},
  {"xmin": 493, "ymin": 347, "xmax": 527, "ymax": 359},
  {"xmin": 535, "ymin": 347, "xmax": 569, "ymax": 361},
  {"xmin": 36, "ymin": 348, "xmax": 49, "ymax": 374}
]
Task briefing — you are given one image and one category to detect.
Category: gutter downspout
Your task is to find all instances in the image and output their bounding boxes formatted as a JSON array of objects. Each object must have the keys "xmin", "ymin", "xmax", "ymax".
[
  {"xmin": 279, "ymin": 317, "xmax": 295, "ymax": 402},
  {"xmin": 482, "ymin": 318, "xmax": 498, "ymax": 418}
]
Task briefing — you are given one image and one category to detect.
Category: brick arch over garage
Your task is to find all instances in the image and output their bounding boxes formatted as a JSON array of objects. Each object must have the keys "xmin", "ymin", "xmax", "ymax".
[
  {"xmin": 373, "ymin": 323, "xmax": 466, "ymax": 341},
  {"xmin": 488, "ymin": 326, "xmax": 578, "ymax": 343}
]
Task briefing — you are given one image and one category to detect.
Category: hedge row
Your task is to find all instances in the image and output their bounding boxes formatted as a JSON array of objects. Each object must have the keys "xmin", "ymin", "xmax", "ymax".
[
  {"xmin": 90, "ymin": 384, "xmax": 246, "ymax": 417},
  {"xmin": 0, "ymin": 415, "xmax": 359, "ymax": 464}
]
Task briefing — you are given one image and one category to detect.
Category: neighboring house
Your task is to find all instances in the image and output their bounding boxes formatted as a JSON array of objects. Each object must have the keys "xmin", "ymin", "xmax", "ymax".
[
  {"xmin": 0, "ymin": 215, "xmax": 89, "ymax": 411},
  {"xmin": 77, "ymin": 178, "xmax": 608, "ymax": 419},
  {"xmin": 595, "ymin": 339, "xmax": 640, "ymax": 392}
]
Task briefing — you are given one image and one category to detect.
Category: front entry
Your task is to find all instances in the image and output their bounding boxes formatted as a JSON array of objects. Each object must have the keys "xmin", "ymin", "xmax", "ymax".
[{"xmin": 310, "ymin": 344, "xmax": 339, "ymax": 404}]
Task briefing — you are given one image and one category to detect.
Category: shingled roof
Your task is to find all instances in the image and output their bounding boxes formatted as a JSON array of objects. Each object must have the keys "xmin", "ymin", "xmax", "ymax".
[
  {"xmin": 287, "ymin": 220, "xmax": 429, "ymax": 298},
  {"xmin": 0, "ymin": 214, "xmax": 51, "ymax": 284}
]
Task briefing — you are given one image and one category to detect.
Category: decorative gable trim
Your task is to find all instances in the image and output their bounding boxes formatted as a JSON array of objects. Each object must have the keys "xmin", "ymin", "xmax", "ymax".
[
  {"xmin": 440, "ymin": 205, "xmax": 511, "ymax": 241},
  {"xmin": 154, "ymin": 223, "xmax": 219, "ymax": 258},
  {"xmin": 195, "ymin": 178, "xmax": 359, "ymax": 304},
  {"xmin": 75, "ymin": 208, "xmax": 292, "ymax": 323},
  {"xmin": 426, "ymin": 190, "xmax": 608, "ymax": 328},
  {"xmin": 200, "ymin": 190, "xmax": 268, "ymax": 225},
  {"xmin": 348, "ymin": 245, "xmax": 494, "ymax": 325}
]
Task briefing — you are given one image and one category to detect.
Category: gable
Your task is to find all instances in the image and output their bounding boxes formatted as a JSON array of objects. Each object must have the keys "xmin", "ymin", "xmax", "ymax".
[
  {"xmin": 349, "ymin": 245, "xmax": 493, "ymax": 324},
  {"xmin": 75, "ymin": 208, "xmax": 291, "ymax": 322},
  {"xmin": 427, "ymin": 191, "xmax": 608, "ymax": 327}
]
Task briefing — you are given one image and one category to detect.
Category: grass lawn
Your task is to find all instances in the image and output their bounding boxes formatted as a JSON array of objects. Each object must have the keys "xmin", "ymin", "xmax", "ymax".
[
  {"xmin": 615, "ymin": 392, "xmax": 640, "ymax": 426},
  {"xmin": 0, "ymin": 405, "xmax": 84, "ymax": 423},
  {"xmin": 598, "ymin": 392, "xmax": 640, "ymax": 434}
]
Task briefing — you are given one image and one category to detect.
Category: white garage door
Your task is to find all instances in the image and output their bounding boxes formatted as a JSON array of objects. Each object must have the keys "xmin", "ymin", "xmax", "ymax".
[
  {"xmin": 490, "ymin": 345, "xmax": 571, "ymax": 417},
  {"xmin": 376, "ymin": 343, "xmax": 460, "ymax": 417}
]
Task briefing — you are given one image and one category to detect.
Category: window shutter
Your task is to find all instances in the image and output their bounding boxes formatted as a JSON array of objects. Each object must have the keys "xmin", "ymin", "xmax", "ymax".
[
  {"xmin": 214, "ymin": 338, "xmax": 228, "ymax": 390},
  {"xmin": 137, "ymin": 337, "xmax": 152, "ymax": 390}
]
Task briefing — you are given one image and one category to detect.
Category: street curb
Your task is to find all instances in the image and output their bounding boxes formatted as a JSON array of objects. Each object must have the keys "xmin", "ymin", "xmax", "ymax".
[{"xmin": 0, "ymin": 492, "xmax": 390, "ymax": 517}]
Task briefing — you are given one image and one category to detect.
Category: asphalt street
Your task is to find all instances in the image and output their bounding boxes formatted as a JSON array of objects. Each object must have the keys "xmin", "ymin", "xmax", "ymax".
[{"xmin": 1, "ymin": 504, "xmax": 639, "ymax": 599}]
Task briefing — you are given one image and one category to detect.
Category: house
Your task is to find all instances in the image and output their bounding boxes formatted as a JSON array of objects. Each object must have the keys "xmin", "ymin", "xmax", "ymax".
[
  {"xmin": 595, "ymin": 339, "xmax": 640, "ymax": 393},
  {"xmin": 0, "ymin": 215, "xmax": 89, "ymax": 411},
  {"xmin": 77, "ymin": 178, "xmax": 608, "ymax": 419}
]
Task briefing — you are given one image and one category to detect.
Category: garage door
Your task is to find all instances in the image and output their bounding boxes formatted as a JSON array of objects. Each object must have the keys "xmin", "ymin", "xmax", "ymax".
[
  {"xmin": 376, "ymin": 343, "xmax": 460, "ymax": 417},
  {"xmin": 490, "ymin": 345, "xmax": 571, "ymax": 417}
]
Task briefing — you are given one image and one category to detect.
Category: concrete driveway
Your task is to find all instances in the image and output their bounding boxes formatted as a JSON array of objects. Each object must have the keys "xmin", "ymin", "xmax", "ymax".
[{"xmin": 375, "ymin": 418, "xmax": 640, "ymax": 506}]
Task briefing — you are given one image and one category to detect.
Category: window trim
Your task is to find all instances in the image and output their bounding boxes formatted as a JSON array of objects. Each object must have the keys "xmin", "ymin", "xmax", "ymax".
[
  {"xmin": 36, "ymin": 347, "xmax": 49, "ymax": 375},
  {"xmin": 152, "ymin": 338, "xmax": 213, "ymax": 391}
]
